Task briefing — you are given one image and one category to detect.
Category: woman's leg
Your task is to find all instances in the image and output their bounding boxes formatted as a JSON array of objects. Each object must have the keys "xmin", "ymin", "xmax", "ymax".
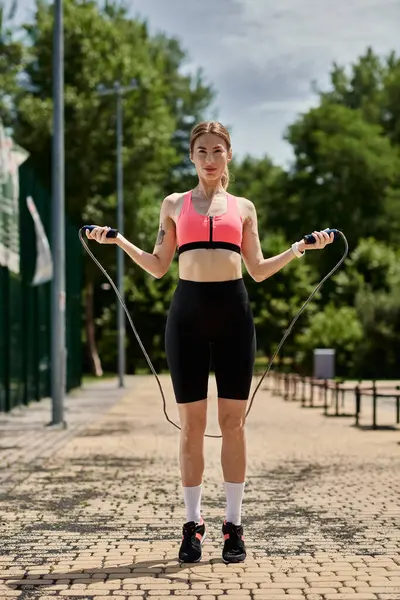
[
  {"xmin": 165, "ymin": 283, "xmax": 210, "ymax": 562},
  {"xmin": 174, "ymin": 394, "xmax": 209, "ymax": 563},
  {"xmin": 214, "ymin": 319, "xmax": 255, "ymax": 528},
  {"xmin": 216, "ymin": 397, "xmax": 248, "ymax": 563},
  {"xmin": 218, "ymin": 398, "xmax": 247, "ymax": 482},
  {"xmin": 165, "ymin": 332, "xmax": 210, "ymax": 524},
  {"xmin": 218, "ymin": 398, "xmax": 247, "ymax": 523},
  {"xmin": 178, "ymin": 399, "xmax": 208, "ymax": 523},
  {"xmin": 212, "ymin": 282, "xmax": 256, "ymax": 562},
  {"xmin": 178, "ymin": 399, "xmax": 208, "ymax": 487}
]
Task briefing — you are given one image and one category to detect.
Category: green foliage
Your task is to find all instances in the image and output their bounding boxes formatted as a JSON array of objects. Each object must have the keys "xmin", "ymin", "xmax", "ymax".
[
  {"xmin": 284, "ymin": 102, "xmax": 400, "ymax": 251},
  {"xmin": 295, "ymin": 304, "xmax": 363, "ymax": 376},
  {"xmin": 229, "ymin": 156, "xmax": 287, "ymax": 233},
  {"xmin": 330, "ymin": 238, "xmax": 400, "ymax": 378},
  {"xmin": 97, "ymin": 260, "xmax": 179, "ymax": 373},
  {"xmin": 2, "ymin": 0, "xmax": 215, "ymax": 373},
  {"xmin": 353, "ymin": 287, "xmax": 400, "ymax": 379},
  {"xmin": 3, "ymin": 6, "xmax": 400, "ymax": 380},
  {"xmin": 333, "ymin": 238, "xmax": 400, "ymax": 304},
  {"xmin": 12, "ymin": 0, "xmax": 183, "ymax": 228},
  {"xmin": 264, "ymin": 48, "xmax": 400, "ymax": 377},
  {"xmin": 244, "ymin": 232, "xmax": 319, "ymax": 363},
  {"xmin": 4, "ymin": 0, "xmax": 214, "ymax": 239},
  {"xmin": 321, "ymin": 47, "xmax": 400, "ymax": 145},
  {"xmin": 0, "ymin": 1, "xmax": 24, "ymax": 126}
]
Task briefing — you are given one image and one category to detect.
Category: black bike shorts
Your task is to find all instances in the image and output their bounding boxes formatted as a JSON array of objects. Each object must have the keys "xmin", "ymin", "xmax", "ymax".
[{"xmin": 165, "ymin": 278, "xmax": 256, "ymax": 404}]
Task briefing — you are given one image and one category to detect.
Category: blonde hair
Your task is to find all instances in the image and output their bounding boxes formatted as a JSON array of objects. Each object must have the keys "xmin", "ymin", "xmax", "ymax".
[{"xmin": 190, "ymin": 121, "xmax": 232, "ymax": 190}]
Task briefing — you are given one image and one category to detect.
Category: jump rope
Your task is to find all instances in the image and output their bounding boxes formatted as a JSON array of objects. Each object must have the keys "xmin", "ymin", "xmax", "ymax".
[{"xmin": 79, "ymin": 225, "xmax": 348, "ymax": 439}]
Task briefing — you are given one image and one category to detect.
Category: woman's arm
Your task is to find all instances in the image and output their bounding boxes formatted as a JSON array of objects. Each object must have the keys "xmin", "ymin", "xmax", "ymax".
[
  {"xmin": 241, "ymin": 199, "xmax": 333, "ymax": 283},
  {"xmin": 118, "ymin": 195, "xmax": 177, "ymax": 278},
  {"xmin": 87, "ymin": 195, "xmax": 177, "ymax": 279}
]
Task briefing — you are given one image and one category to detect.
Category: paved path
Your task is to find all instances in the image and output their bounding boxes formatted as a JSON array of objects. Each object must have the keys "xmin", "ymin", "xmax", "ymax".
[{"xmin": 1, "ymin": 374, "xmax": 399, "ymax": 600}]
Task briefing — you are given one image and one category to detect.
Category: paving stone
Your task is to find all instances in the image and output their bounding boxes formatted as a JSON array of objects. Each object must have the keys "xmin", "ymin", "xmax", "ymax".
[{"xmin": 0, "ymin": 374, "xmax": 398, "ymax": 600}]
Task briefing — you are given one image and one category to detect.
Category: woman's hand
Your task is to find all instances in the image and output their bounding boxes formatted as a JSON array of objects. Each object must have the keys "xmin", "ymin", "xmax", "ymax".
[
  {"xmin": 297, "ymin": 230, "xmax": 335, "ymax": 252},
  {"xmin": 85, "ymin": 226, "xmax": 118, "ymax": 245}
]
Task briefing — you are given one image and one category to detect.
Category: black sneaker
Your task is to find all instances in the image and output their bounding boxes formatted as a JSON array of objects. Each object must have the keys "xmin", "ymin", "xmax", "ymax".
[
  {"xmin": 222, "ymin": 520, "xmax": 246, "ymax": 563},
  {"xmin": 178, "ymin": 519, "xmax": 206, "ymax": 563}
]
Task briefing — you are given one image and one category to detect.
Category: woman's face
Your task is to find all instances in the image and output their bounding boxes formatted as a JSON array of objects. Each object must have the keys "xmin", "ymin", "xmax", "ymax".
[{"xmin": 191, "ymin": 133, "xmax": 232, "ymax": 182}]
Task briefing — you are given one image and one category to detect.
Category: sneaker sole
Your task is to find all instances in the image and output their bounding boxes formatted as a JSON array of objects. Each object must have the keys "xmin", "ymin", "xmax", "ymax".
[
  {"xmin": 222, "ymin": 551, "xmax": 246, "ymax": 564},
  {"xmin": 179, "ymin": 530, "xmax": 207, "ymax": 563}
]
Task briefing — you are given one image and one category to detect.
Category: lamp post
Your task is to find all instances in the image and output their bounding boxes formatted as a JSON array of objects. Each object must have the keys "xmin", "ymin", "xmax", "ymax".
[
  {"xmin": 51, "ymin": 0, "xmax": 66, "ymax": 426},
  {"xmin": 97, "ymin": 80, "xmax": 137, "ymax": 388}
]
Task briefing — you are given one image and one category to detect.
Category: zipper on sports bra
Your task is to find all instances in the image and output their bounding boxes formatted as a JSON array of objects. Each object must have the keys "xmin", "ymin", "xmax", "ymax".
[{"xmin": 209, "ymin": 216, "xmax": 213, "ymax": 242}]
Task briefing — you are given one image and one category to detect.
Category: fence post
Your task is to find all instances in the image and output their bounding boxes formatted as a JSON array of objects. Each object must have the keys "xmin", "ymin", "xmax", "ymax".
[
  {"xmin": 323, "ymin": 380, "xmax": 328, "ymax": 415},
  {"xmin": 335, "ymin": 381, "xmax": 340, "ymax": 416},
  {"xmin": 267, "ymin": 370, "xmax": 272, "ymax": 393},
  {"xmin": 292, "ymin": 375, "xmax": 297, "ymax": 402},
  {"xmin": 372, "ymin": 380, "xmax": 377, "ymax": 430},
  {"xmin": 301, "ymin": 376, "xmax": 306, "ymax": 407},
  {"xmin": 284, "ymin": 372, "xmax": 289, "ymax": 401},
  {"xmin": 355, "ymin": 385, "xmax": 361, "ymax": 427},
  {"xmin": 273, "ymin": 371, "xmax": 277, "ymax": 396},
  {"xmin": 277, "ymin": 371, "xmax": 282, "ymax": 396}
]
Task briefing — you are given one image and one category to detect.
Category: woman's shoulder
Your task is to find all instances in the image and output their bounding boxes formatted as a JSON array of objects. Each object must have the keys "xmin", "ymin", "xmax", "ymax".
[
  {"xmin": 164, "ymin": 190, "xmax": 188, "ymax": 203},
  {"xmin": 231, "ymin": 194, "xmax": 256, "ymax": 219},
  {"xmin": 162, "ymin": 190, "xmax": 191, "ymax": 219}
]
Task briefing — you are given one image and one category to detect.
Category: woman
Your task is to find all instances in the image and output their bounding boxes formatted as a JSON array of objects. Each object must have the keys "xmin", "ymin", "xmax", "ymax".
[{"xmin": 86, "ymin": 120, "xmax": 334, "ymax": 564}]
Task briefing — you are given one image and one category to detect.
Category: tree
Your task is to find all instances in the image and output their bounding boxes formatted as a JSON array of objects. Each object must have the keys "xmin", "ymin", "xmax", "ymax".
[
  {"xmin": 3, "ymin": 0, "xmax": 214, "ymax": 375},
  {"xmin": 282, "ymin": 102, "xmax": 400, "ymax": 274},
  {"xmin": 328, "ymin": 238, "xmax": 400, "ymax": 377},
  {"xmin": 332, "ymin": 238, "xmax": 400, "ymax": 305},
  {"xmin": 229, "ymin": 156, "xmax": 287, "ymax": 234},
  {"xmin": 0, "ymin": 0, "xmax": 23, "ymax": 126},
  {"xmin": 295, "ymin": 304, "xmax": 363, "ymax": 376},
  {"xmin": 320, "ymin": 47, "xmax": 400, "ymax": 146},
  {"xmin": 353, "ymin": 286, "xmax": 400, "ymax": 379},
  {"xmin": 243, "ymin": 232, "xmax": 320, "ymax": 367}
]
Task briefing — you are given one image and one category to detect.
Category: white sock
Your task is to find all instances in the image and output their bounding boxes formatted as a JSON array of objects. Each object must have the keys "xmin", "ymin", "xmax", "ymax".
[
  {"xmin": 183, "ymin": 485, "xmax": 202, "ymax": 524},
  {"xmin": 224, "ymin": 481, "xmax": 245, "ymax": 526}
]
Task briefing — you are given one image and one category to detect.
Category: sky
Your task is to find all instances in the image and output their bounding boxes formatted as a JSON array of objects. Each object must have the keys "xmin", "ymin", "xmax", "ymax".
[{"xmin": 12, "ymin": 0, "xmax": 400, "ymax": 167}]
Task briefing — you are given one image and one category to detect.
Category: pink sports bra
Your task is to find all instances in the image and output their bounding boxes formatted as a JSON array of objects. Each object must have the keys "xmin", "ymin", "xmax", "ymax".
[{"xmin": 176, "ymin": 191, "xmax": 243, "ymax": 255}]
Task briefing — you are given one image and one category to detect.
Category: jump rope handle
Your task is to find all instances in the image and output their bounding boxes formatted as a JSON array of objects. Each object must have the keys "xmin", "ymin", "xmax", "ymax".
[
  {"xmin": 303, "ymin": 228, "xmax": 340, "ymax": 245},
  {"xmin": 81, "ymin": 225, "xmax": 119, "ymax": 239},
  {"xmin": 81, "ymin": 224, "xmax": 339, "ymax": 244}
]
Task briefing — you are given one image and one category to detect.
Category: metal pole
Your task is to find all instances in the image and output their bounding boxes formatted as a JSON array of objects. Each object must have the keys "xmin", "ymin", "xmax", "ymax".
[
  {"xmin": 50, "ymin": 0, "xmax": 66, "ymax": 425},
  {"xmin": 96, "ymin": 79, "xmax": 137, "ymax": 388},
  {"xmin": 116, "ymin": 86, "xmax": 125, "ymax": 388}
]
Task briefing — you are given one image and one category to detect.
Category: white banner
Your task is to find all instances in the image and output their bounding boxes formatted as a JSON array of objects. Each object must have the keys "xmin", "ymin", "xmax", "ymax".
[
  {"xmin": 0, "ymin": 121, "xmax": 29, "ymax": 274},
  {"xmin": 26, "ymin": 195, "xmax": 53, "ymax": 286}
]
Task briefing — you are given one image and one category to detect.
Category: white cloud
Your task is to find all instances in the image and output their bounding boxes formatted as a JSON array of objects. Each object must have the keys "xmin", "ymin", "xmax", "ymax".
[
  {"xmin": 12, "ymin": 0, "xmax": 400, "ymax": 165},
  {"xmin": 129, "ymin": 0, "xmax": 400, "ymax": 164}
]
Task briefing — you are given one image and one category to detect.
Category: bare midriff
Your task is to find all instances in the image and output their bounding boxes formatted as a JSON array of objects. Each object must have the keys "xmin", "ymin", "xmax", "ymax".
[{"xmin": 178, "ymin": 248, "xmax": 243, "ymax": 282}]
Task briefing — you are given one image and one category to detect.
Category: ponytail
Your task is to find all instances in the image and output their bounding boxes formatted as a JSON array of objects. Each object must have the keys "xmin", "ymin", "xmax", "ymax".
[{"xmin": 221, "ymin": 165, "xmax": 230, "ymax": 190}]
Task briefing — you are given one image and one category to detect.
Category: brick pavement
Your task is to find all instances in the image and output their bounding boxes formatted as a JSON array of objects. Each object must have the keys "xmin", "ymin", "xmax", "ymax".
[{"xmin": 0, "ymin": 374, "xmax": 399, "ymax": 600}]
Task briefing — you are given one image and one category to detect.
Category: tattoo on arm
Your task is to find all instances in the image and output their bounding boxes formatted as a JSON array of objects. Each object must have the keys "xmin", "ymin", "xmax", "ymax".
[{"xmin": 156, "ymin": 223, "xmax": 166, "ymax": 245}]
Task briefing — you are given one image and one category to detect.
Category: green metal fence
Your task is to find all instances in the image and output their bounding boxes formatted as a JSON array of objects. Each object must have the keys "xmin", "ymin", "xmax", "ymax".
[{"xmin": 0, "ymin": 159, "xmax": 83, "ymax": 412}]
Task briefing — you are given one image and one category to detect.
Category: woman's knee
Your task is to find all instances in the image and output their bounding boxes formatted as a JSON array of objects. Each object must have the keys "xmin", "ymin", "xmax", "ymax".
[
  {"xmin": 218, "ymin": 408, "xmax": 246, "ymax": 436},
  {"xmin": 178, "ymin": 400, "xmax": 207, "ymax": 437}
]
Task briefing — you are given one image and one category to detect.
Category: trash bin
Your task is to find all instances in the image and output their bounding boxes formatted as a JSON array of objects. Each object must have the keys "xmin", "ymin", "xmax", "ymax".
[{"xmin": 313, "ymin": 348, "xmax": 335, "ymax": 379}]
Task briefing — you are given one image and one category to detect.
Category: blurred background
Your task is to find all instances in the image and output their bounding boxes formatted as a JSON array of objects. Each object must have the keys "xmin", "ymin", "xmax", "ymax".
[{"xmin": 1, "ymin": 0, "xmax": 400, "ymax": 415}]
